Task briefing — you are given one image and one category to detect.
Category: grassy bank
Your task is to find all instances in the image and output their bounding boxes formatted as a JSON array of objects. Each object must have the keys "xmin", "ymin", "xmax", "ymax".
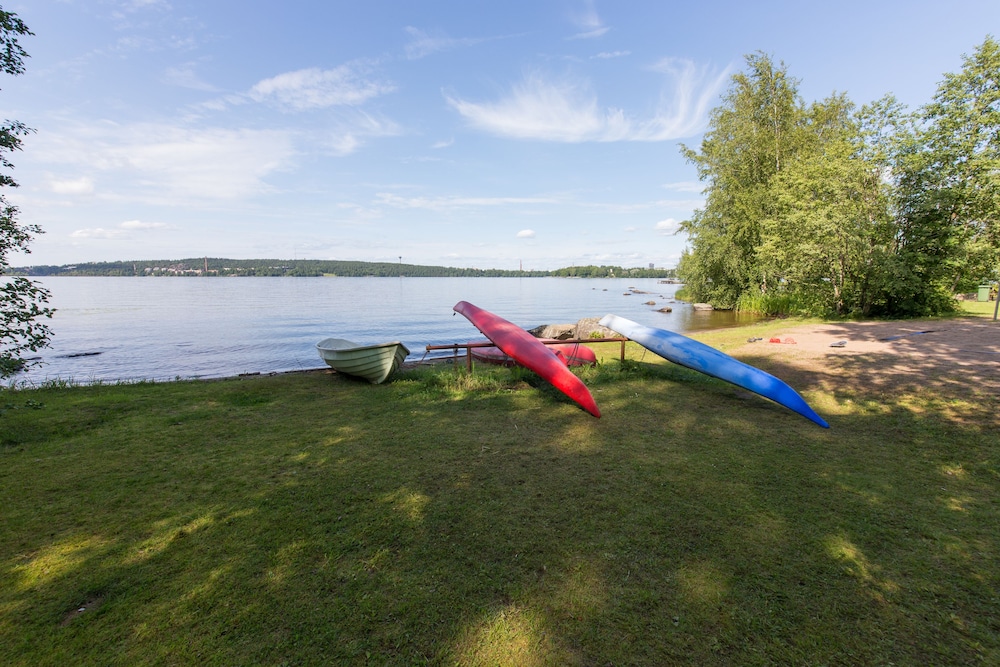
[{"xmin": 2, "ymin": 320, "xmax": 998, "ymax": 665}]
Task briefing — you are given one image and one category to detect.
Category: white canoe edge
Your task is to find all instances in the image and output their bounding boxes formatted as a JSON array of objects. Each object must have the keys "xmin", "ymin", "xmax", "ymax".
[{"xmin": 316, "ymin": 338, "xmax": 410, "ymax": 384}]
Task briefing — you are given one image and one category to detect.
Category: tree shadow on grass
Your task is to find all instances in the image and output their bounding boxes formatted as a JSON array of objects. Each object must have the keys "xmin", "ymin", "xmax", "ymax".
[{"xmin": 1, "ymin": 358, "xmax": 998, "ymax": 665}]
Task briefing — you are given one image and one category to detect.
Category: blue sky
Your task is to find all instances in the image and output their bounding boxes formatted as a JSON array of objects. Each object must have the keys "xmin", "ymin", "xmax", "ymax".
[{"xmin": 4, "ymin": 0, "xmax": 998, "ymax": 270}]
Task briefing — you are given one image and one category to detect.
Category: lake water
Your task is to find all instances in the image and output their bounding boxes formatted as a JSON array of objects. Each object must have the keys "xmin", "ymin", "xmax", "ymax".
[{"xmin": 17, "ymin": 277, "xmax": 759, "ymax": 383}]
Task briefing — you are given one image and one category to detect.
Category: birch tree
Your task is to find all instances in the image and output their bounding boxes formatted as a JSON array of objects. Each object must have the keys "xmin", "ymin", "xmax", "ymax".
[
  {"xmin": 917, "ymin": 35, "xmax": 1000, "ymax": 294},
  {"xmin": 678, "ymin": 52, "xmax": 804, "ymax": 307},
  {"xmin": 0, "ymin": 8, "xmax": 52, "ymax": 379}
]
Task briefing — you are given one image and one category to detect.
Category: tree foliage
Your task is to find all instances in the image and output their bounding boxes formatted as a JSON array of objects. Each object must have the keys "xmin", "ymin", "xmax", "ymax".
[
  {"xmin": 678, "ymin": 38, "xmax": 1000, "ymax": 317},
  {"xmin": 909, "ymin": 35, "xmax": 1000, "ymax": 294},
  {"xmin": 678, "ymin": 53, "xmax": 804, "ymax": 307},
  {"xmin": 0, "ymin": 8, "xmax": 51, "ymax": 379}
]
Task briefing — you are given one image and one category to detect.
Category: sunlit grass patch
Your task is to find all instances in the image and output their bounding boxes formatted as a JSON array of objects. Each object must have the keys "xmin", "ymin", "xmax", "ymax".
[
  {"xmin": 958, "ymin": 299, "xmax": 998, "ymax": 317},
  {"xmin": 11, "ymin": 535, "xmax": 111, "ymax": 591},
  {"xmin": 450, "ymin": 602, "xmax": 557, "ymax": 666}
]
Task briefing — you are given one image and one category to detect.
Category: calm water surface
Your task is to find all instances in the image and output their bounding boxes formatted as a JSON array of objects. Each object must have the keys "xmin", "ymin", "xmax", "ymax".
[{"xmin": 20, "ymin": 277, "xmax": 760, "ymax": 383}]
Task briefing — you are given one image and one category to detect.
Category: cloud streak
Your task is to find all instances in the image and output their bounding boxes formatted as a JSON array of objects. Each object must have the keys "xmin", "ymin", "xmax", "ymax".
[
  {"xmin": 376, "ymin": 192, "xmax": 560, "ymax": 211},
  {"xmin": 249, "ymin": 63, "xmax": 395, "ymax": 111},
  {"xmin": 655, "ymin": 218, "xmax": 681, "ymax": 235},
  {"xmin": 71, "ymin": 219, "xmax": 172, "ymax": 240},
  {"xmin": 49, "ymin": 177, "xmax": 95, "ymax": 195},
  {"xmin": 568, "ymin": 0, "xmax": 609, "ymax": 39},
  {"xmin": 446, "ymin": 60, "xmax": 730, "ymax": 142},
  {"xmin": 404, "ymin": 27, "xmax": 481, "ymax": 60}
]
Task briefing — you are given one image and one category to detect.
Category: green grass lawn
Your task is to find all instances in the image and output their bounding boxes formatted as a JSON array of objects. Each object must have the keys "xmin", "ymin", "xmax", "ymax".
[
  {"xmin": 958, "ymin": 298, "xmax": 998, "ymax": 317},
  {"xmin": 1, "ymin": 324, "xmax": 998, "ymax": 665}
]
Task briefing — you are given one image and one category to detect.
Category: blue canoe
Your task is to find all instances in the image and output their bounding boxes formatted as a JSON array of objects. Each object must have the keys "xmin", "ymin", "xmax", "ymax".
[{"xmin": 599, "ymin": 314, "xmax": 829, "ymax": 428}]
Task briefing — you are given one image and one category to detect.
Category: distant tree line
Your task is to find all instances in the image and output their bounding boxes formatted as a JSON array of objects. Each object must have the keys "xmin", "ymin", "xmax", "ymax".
[
  {"xmin": 10, "ymin": 258, "xmax": 678, "ymax": 279},
  {"xmin": 549, "ymin": 265, "xmax": 676, "ymax": 278},
  {"xmin": 678, "ymin": 37, "xmax": 999, "ymax": 317}
]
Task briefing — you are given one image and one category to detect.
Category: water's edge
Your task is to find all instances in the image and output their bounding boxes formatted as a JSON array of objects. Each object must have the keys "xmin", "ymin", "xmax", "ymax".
[{"xmin": 17, "ymin": 277, "xmax": 758, "ymax": 384}]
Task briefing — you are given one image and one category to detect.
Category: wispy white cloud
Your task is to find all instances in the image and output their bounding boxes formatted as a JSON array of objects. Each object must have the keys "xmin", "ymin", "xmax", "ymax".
[
  {"xmin": 592, "ymin": 51, "xmax": 630, "ymax": 59},
  {"xmin": 662, "ymin": 180, "xmax": 704, "ymax": 193},
  {"xmin": 570, "ymin": 27, "xmax": 610, "ymax": 40},
  {"xmin": 655, "ymin": 218, "xmax": 681, "ymax": 234},
  {"xmin": 575, "ymin": 198, "xmax": 703, "ymax": 214},
  {"xmin": 568, "ymin": 0, "xmax": 609, "ymax": 39},
  {"xmin": 248, "ymin": 63, "xmax": 395, "ymax": 111},
  {"xmin": 445, "ymin": 59, "xmax": 728, "ymax": 142},
  {"xmin": 106, "ymin": 1, "xmax": 200, "ymax": 52},
  {"xmin": 376, "ymin": 192, "xmax": 560, "ymax": 211},
  {"xmin": 446, "ymin": 60, "xmax": 730, "ymax": 142},
  {"xmin": 645, "ymin": 57, "xmax": 732, "ymax": 137},
  {"xmin": 71, "ymin": 227, "xmax": 127, "ymax": 240},
  {"xmin": 163, "ymin": 62, "xmax": 218, "ymax": 91},
  {"xmin": 117, "ymin": 0, "xmax": 171, "ymax": 12},
  {"xmin": 120, "ymin": 219, "xmax": 170, "ymax": 230},
  {"xmin": 182, "ymin": 61, "xmax": 398, "ymax": 155},
  {"xmin": 71, "ymin": 219, "xmax": 171, "ymax": 240},
  {"xmin": 48, "ymin": 176, "xmax": 95, "ymax": 195},
  {"xmin": 446, "ymin": 74, "xmax": 627, "ymax": 142},
  {"xmin": 33, "ymin": 122, "xmax": 297, "ymax": 202},
  {"xmin": 516, "ymin": 229, "xmax": 536, "ymax": 238},
  {"xmin": 324, "ymin": 111, "xmax": 402, "ymax": 156},
  {"xmin": 110, "ymin": 0, "xmax": 171, "ymax": 23},
  {"xmin": 404, "ymin": 27, "xmax": 480, "ymax": 60}
]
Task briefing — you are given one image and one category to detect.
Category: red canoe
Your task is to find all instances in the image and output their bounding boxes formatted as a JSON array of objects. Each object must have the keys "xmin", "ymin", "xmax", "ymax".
[
  {"xmin": 469, "ymin": 339, "xmax": 598, "ymax": 367},
  {"xmin": 453, "ymin": 301, "xmax": 601, "ymax": 417}
]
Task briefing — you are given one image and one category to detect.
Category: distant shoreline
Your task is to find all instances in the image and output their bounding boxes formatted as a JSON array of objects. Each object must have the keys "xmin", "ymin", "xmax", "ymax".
[{"xmin": 9, "ymin": 258, "xmax": 677, "ymax": 280}]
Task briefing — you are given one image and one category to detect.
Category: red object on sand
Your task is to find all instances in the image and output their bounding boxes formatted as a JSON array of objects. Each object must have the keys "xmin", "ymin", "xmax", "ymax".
[{"xmin": 453, "ymin": 301, "xmax": 601, "ymax": 417}]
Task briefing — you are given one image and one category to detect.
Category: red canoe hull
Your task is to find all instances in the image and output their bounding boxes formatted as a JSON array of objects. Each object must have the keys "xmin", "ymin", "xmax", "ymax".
[
  {"xmin": 454, "ymin": 301, "xmax": 601, "ymax": 417},
  {"xmin": 469, "ymin": 339, "xmax": 598, "ymax": 367}
]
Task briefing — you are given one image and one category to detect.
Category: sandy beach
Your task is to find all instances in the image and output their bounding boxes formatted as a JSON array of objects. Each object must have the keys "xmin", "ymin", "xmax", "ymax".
[{"xmin": 728, "ymin": 317, "xmax": 1000, "ymax": 397}]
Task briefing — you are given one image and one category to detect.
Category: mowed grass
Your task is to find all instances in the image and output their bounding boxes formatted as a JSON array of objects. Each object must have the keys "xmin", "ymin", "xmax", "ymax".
[
  {"xmin": 958, "ymin": 298, "xmax": 998, "ymax": 317},
  {"xmin": 1, "ymin": 330, "xmax": 998, "ymax": 665}
]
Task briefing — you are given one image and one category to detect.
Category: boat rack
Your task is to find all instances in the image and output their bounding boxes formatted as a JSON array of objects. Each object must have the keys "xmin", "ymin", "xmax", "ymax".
[{"xmin": 425, "ymin": 337, "xmax": 629, "ymax": 372}]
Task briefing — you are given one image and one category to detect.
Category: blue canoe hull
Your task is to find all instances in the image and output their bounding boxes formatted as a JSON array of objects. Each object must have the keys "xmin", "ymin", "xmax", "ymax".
[{"xmin": 599, "ymin": 314, "xmax": 829, "ymax": 428}]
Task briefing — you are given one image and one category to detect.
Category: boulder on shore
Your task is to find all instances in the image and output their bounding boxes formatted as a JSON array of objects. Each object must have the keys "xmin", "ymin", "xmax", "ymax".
[
  {"xmin": 692, "ymin": 303, "xmax": 714, "ymax": 311},
  {"xmin": 528, "ymin": 317, "xmax": 621, "ymax": 340},
  {"xmin": 527, "ymin": 323, "xmax": 575, "ymax": 340},
  {"xmin": 574, "ymin": 317, "xmax": 619, "ymax": 339}
]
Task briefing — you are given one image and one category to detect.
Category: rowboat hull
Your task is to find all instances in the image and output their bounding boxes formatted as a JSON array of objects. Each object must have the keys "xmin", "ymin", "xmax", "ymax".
[
  {"xmin": 469, "ymin": 339, "xmax": 598, "ymax": 367},
  {"xmin": 599, "ymin": 314, "xmax": 828, "ymax": 428},
  {"xmin": 454, "ymin": 301, "xmax": 601, "ymax": 417},
  {"xmin": 316, "ymin": 338, "xmax": 409, "ymax": 384}
]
